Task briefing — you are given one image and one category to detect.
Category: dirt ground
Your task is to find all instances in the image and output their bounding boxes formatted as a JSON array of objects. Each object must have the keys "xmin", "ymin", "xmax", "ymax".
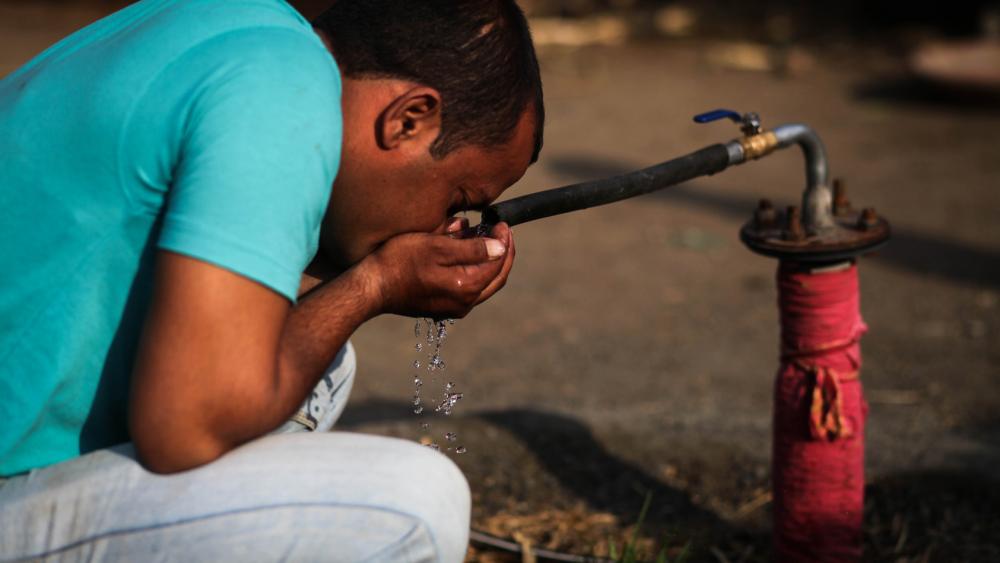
[{"xmin": 3, "ymin": 2, "xmax": 999, "ymax": 562}]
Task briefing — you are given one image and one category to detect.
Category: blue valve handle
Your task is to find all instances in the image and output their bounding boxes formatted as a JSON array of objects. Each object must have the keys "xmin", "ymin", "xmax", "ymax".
[{"xmin": 693, "ymin": 109, "xmax": 742, "ymax": 124}]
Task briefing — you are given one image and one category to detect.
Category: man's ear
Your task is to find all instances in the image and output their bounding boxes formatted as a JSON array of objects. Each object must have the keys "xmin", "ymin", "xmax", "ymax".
[{"xmin": 375, "ymin": 87, "xmax": 442, "ymax": 152}]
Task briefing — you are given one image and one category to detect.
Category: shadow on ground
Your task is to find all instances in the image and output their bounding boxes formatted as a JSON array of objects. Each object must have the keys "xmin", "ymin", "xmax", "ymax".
[
  {"xmin": 544, "ymin": 155, "xmax": 1000, "ymax": 288},
  {"xmin": 476, "ymin": 408, "xmax": 723, "ymax": 528},
  {"xmin": 864, "ymin": 469, "xmax": 1000, "ymax": 562},
  {"xmin": 852, "ymin": 75, "xmax": 1000, "ymax": 114}
]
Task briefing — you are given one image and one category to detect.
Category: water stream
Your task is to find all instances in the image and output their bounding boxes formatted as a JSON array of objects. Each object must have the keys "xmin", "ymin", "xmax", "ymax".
[{"xmin": 412, "ymin": 318, "xmax": 465, "ymax": 453}]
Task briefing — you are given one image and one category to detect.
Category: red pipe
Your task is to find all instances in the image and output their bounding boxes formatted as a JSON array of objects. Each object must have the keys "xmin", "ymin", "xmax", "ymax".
[{"xmin": 772, "ymin": 262, "xmax": 868, "ymax": 562}]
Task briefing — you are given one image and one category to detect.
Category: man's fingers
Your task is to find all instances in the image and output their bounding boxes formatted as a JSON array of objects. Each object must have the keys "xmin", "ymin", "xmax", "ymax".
[
  {"xmin": 444, "ymin": 216, "xmax": 470, "ymax": 235},
  {"xmin": 487, "ymin": 222, "xmax": 511, "ymax": 245},
  {"xmin": 438, "ymin": 235, "xmax": 505, "ymax": 266},
  {"xmin": 475, "ymin": 228, "xmax": 515, "ymax": 304}
]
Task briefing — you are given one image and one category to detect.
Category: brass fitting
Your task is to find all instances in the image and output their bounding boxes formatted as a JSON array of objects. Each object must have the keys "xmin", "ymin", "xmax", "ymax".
[{"xmin": 738, "ymin": 131, "xmax": 779, "ymax": 161}]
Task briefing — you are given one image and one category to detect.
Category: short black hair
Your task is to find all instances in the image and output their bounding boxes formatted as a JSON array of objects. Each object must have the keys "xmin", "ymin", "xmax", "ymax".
[{"xmin": 314, "ymin": 0, "xmax": 544, "ymax": 162}]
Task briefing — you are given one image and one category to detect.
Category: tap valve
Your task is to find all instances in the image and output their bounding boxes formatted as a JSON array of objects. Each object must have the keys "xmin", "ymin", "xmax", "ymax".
[{"xmin": 694, "ymin": 108, "xmax": 762, "ymax": 137}]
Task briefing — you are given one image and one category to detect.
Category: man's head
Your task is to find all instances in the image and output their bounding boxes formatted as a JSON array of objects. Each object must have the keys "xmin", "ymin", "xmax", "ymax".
[{"xmin": 312, "ymin": 0, "xmax": 544, "ymax": 267}]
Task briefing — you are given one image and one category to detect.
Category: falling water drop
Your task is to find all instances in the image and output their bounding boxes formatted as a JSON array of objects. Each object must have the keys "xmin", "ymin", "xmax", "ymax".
[
  {"xmin": 445, "ymin": 432, "xmax": 457, "ymax": 442},
  {"xmin": 455, "ymin": 446, "xmax": 467, "ymax": 454}
]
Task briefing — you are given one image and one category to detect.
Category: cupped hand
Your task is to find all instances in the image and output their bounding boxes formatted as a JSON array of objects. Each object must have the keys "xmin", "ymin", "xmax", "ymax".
[{"xmin": 361, "ymin": 220, "xmax": 515, "ymax": 319}]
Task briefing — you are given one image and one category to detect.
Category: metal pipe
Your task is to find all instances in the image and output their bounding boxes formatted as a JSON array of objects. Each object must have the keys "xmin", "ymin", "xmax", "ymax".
[{"xmin": 771, "ymin": 124, "xmax": 834, "ymax": 233}]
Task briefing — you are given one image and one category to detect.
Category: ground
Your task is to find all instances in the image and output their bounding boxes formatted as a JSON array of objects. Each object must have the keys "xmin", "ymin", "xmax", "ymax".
[{"xmin": 3, "ymin": 3, "xmax": 999, "ymax": 562}]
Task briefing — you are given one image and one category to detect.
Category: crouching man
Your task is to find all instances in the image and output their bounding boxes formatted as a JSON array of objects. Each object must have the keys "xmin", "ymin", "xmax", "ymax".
[{"xmin": 0, "ymin": 0, "xmax": 543, "ymax": 560}]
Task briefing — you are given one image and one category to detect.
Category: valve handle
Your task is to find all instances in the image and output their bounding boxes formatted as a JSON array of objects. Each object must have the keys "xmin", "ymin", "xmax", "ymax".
[
  {"xmin": 693, "ymin": 108, "xmax": 762, "ymax": 136},
  {"xmin": 693, "ymin": 109, "xmax": 743, "ymax": 124}
]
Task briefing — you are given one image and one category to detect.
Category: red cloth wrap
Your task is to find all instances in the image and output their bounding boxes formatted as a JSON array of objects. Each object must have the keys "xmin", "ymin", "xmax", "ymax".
[{"xmin": 773, "ymin": 262, "xmax": 868, "ymax": 562}]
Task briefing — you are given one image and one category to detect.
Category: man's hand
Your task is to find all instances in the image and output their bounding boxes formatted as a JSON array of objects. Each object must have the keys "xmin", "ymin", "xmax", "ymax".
[{"xmin": 361, "ymin": 221, "xmax": 515, "ymax": 319}]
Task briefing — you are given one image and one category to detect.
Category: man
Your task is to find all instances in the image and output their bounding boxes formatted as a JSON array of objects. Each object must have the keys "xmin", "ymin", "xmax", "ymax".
[{"xmin": 0, "ymin": 0, "xmax": 543, "ymax": 560}]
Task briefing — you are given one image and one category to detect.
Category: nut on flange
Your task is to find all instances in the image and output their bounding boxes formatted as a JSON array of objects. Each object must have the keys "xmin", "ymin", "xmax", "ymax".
[
  {"xmin": 833, "ymin": 179, "xmax": 851, "ymax": 217},
  {"xmin": 784, "ymin": 206, "xmax": 805, "ymax": 241},
  {"xmin": 740, "ymin": 178, "xmax": 891, "ymax": 262},
  {"xmin": 754, "ymin": 199, "xmax": 778, "ymax": 228},
  {"xmin": 858, "ymin": 207, "xmax": 879, "ymax": 230}
]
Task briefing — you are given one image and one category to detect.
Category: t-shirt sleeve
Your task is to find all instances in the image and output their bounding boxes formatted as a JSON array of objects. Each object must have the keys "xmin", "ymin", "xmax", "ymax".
[{"xmin": 157, "ymin": 28, "xmax": 342, "ymax": 303}]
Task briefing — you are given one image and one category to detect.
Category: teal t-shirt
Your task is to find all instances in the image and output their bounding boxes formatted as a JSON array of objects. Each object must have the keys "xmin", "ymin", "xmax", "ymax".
[{"xmin": 0, "ymin": 0, "xmax": 342, "ymax": 476}]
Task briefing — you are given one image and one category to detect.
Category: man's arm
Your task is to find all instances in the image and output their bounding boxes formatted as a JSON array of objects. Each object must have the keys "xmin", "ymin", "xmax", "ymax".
[{"xmin": 129, "ymin": 224, "xmax": 513, "ymax": 473}]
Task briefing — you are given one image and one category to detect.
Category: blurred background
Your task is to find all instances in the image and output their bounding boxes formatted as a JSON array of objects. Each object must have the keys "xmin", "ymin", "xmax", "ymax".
[{"xmin": 3, "ymin": 1, "xmax": 999, "ymax": 561}]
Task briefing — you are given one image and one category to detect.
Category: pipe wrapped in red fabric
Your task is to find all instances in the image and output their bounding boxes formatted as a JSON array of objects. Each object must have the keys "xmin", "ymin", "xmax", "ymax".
[{"xmin": 773, "ymin": 262, "xmax": 868, "ymax": 562}]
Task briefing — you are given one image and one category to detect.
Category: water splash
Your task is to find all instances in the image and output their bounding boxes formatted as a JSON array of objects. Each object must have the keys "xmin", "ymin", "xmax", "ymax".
[{"xmin": 411, "ymin": 316, "xmax": 468, "ymax": 453}]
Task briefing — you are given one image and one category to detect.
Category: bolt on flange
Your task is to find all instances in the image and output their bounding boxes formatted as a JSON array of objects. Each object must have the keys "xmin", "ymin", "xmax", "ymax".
[{"xmin": 833, "ymin": 179, "xmax": 851, "ymax": 217}]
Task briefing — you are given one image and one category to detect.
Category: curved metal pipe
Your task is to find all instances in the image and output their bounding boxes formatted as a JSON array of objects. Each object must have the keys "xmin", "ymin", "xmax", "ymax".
[{"xmin": 772, "ymin": 124, "xmax": 834, "ymax": 233}]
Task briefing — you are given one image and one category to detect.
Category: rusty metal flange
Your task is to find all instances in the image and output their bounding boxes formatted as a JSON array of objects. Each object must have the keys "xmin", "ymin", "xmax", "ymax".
[{"xmin": 740, "ymin": 180, "xmax": 891, "ymax": 262}]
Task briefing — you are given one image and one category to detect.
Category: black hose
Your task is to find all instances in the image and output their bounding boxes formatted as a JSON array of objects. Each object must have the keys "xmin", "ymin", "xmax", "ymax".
[{"xmin": 484, "ymin": 143, "xmax": 732, "ymax": 227}]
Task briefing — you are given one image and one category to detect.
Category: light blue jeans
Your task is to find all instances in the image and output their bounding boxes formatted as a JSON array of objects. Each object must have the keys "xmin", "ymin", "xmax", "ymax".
[{"xmin": 0, "ymin": 343, "xmax": 471, "ymax": 562}]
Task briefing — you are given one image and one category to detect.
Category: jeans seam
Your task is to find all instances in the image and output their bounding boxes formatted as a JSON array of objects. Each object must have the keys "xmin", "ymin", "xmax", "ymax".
[{"xmin": 2, "ymin": 501, "xmax": 434, "ymax": 563}]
